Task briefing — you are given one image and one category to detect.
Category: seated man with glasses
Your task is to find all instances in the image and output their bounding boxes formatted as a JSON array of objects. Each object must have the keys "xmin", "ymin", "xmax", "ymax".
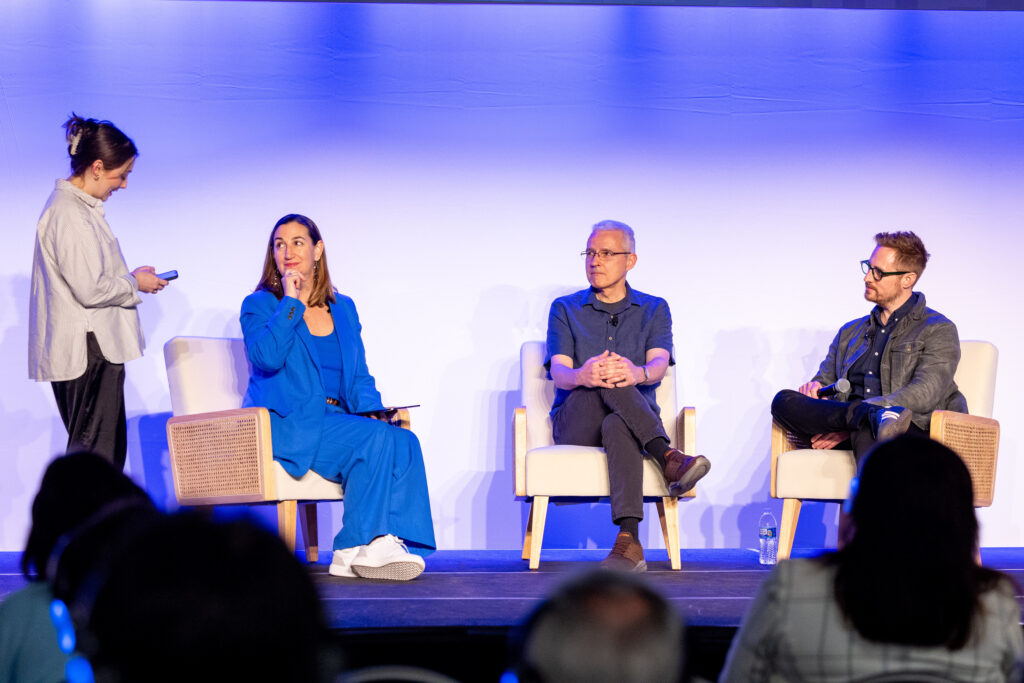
[
  {"xmin": 771, "ymin": 231, "xmax": 966, "ymax": 462},
  {"xmin": 545, "ymin": 219, "xmax": 711, "ymax": 572}
]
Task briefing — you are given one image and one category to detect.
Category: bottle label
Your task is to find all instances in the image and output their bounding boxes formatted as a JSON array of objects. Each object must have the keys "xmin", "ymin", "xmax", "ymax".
[{"xmin": 759, "ymin": 527, "xmax": 776, "ymax": 539}]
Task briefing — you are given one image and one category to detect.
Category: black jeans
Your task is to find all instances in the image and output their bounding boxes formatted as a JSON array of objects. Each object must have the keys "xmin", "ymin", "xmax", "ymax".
[
  {"xmin": 770, "ymin": 389, "xmax": 923, "ymax": 463},
  {"xmin": 51, "ymin": 332, "xmax": 128, "ymax": 470},
  {"xmin": 552, "ymin": 386, "xmax": 668, "ymax": 522}
]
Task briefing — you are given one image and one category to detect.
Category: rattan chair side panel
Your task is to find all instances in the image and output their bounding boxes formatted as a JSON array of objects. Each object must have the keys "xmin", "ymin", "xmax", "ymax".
[
  {"xmin": 167, "ymin": 408, "xmax": 273, "ymax": 506},
  {"xmin": 931, "ymin": 411, "xmax": 1000, "ymax": 507}
]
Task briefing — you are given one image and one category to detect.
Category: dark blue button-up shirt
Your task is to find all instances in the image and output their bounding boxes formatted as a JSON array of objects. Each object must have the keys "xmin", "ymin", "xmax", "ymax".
[
  {"xmin": 848, "ymin": 293, "xmax": 919, "ymax": 400},
  {"xmin": 545, "ymin": 283, "xmax": 674, "ymax": 416}
]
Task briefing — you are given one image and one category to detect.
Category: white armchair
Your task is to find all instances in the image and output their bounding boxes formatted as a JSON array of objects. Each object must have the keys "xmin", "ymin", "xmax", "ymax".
[
  {"xmin": 513, "ymin": 341, "xmax": 697, "ymax": 570},
  {"xmin": 771, "ymin": 340, "xmax": 1000, "ymax": 559},
  {"xmin": 164, "ymin": 336, "xmax": 410, "ymax": 562}
]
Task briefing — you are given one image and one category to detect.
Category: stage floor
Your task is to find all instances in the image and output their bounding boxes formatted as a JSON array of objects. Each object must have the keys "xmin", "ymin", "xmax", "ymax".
[
  {"xmin": 4, "ymin": 547, "xmax": 1024, "ymax": 630},
  {"xmin": 4, "ymin": 548, "xmax": 1023, "ymax": 681},
  {"xmin": 315, "ymin": 547, "xmax": 787, "ymax": 630}
]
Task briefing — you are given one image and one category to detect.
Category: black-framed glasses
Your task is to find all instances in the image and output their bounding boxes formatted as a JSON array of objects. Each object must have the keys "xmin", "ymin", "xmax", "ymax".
[
  {"xmin": 581, "ymin": 250, "xmax": 632, "ymax": 261},
  {"xmin": 860, "ymin": 260, "xmax": 911, "ymax": 281}
]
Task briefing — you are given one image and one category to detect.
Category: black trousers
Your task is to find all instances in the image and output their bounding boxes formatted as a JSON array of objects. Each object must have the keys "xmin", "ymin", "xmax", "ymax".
[
  {"xmin": 770, "ymin": 389, "xmax": 924, "ymax": 462},
  {"xmin": 51, "ymin": 332, "xmax": 127, "ymax": 470},
  {"xmin": 552, "ymin": 387, "xmax": 668, "ymax": 523}
]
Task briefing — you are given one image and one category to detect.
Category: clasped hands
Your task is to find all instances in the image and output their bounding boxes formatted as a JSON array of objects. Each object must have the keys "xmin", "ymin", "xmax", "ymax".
[
  {"xmin": 579, "ymin": 350, "xmax": 643, "ymax": 389},
  {"xmin": 797, "ymin": 379, "xmax": 848, "ymax": 449}
]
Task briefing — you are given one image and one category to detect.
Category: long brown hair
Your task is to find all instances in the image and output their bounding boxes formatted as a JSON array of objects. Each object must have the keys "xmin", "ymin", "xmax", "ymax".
[
  {"xmin": 255, "ymin": 214, "xmax": 336, "ymax": 307},
  {"xmin": 825, "ymin": 435, "xmax": 1011, "ymax": 649}
]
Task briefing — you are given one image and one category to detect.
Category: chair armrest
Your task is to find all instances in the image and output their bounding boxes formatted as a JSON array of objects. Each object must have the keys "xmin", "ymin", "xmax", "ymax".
[
  {"xmin": 930, "ymin": 410, "xmax": 1000, "ymax": 507},
  {"xmin": 770, "ymin": 419, "xmax": 801, "ymax": 499},
  {"xmin": 674, "ymin": 407, "xmax": 698, "ymax": 498},
  {"xmin": 676, "ymin": 406, "xmax": 696, "ymax": 456},
  {"xmin": 514, "ymin": 407, "xmax": 528, "ymax": 497},
  {"xmin": 166, "ymin": 407, "xmax": 276, "ymax": 505},
  {"xmin": 389, "ymin": 408, "xmax": 411, "ymax": 431}
]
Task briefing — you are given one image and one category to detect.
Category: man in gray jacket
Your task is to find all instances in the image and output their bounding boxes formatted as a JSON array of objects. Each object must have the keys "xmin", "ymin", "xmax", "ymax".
[{"xmin": 771, "ymin": 231, "xmax": 966, "ymax": 461}]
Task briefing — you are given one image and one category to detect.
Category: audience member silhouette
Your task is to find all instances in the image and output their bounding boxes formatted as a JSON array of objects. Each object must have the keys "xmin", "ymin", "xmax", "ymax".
[
  {"xmin": 0, "ymin": 452, "xmax": 154, "ymax": 683},
  {"xmin": 720, "ymin": 434, "xmax": 1024, "ymax": 682},
  {"xmin": 509, "ymin": 570, "xmax": 685, "ymax": 683},
  {"xmin": 65, "ymin": 512, "xmax": 342, "ymax": 683}
]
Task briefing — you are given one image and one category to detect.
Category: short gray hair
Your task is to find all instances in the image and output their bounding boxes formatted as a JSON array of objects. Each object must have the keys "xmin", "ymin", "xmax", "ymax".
[
  {"xmin": 520, "ymin": 570, "xmax": 683, "ymax": 683},
  {"xmin": 590, "ymin": 220, "xmax": 635, "ymax": 253}
]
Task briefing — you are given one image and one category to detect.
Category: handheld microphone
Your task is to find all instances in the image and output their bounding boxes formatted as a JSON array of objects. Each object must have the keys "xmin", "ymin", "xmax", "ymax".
[
  {"xmin": 610, "ymin": 315, "xmax": 619, "ymax": 327},
  {"xmin": 817, "ymin": 378, "xmax": 851, "ymax": 398}
]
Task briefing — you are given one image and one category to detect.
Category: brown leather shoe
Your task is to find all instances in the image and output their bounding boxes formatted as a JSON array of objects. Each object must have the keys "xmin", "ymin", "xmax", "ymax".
[
  {"xmin": 663, "ymin": 449, "xmax": 711, "ymax": 496},
  {"xmin": 600, "ymin": 532, "xmax": 647, "ymax": 572}
]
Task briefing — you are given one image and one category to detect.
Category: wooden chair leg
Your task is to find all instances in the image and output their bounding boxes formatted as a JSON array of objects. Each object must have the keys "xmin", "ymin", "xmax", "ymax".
[
  {"xmin": 657, "ymin": 498, "xmax": 682, "ymax": 571},
  {"xmin": 522, "ymin": 502, "xmax": 535, "ymax": 560},
  {"xmin": 299, "ymin": 502, "xmax": 319, "ymax": 563},
  {"xmin": 277, "ymin": 500, "xmax": 298, "ymax": 554},
  {"xmin": 528, "ymin": 496, "xmax": 549, "ymax": 570},
  {"xmin": 778, "ymin": 498, "xmax": 801, "ymax": 560}
]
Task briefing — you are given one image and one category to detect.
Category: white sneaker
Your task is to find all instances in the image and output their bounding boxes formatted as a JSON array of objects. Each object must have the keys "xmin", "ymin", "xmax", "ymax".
[
  {"xmin": 350, "ymin": 534, "xmax": 425, "ymax": 581},
  {"xmin": 328, "ymin": 547, "xmax": 362, "ymax": 578}
]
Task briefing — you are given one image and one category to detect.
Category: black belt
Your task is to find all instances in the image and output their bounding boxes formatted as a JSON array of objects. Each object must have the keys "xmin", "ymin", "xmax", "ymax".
[{"xmin": 325, "ymin": 396, "xmax": 341, "ymax": 407}]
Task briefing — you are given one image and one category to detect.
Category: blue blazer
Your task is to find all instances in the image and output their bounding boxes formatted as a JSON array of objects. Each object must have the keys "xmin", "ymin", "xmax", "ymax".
[{"xmin": 240, "ymin": 289, "xmax": 384, "ymax": 477}]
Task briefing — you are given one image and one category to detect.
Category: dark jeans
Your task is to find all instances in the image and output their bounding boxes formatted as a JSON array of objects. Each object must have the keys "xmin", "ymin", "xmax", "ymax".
[
  {"xmin": 51, "ymin": 332, "xmax": 127, "ymax": 470},
  {"xmin": 770, "ymin": 389, "xmax": 924, "ymax": 463},
  {"xmin": 552, "ymin": 386, "xmax": 668, "ymax": 522}
]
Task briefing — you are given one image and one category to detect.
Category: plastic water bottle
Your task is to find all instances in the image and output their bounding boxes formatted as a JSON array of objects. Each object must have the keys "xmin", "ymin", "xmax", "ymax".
[{"xmin": 758, "ymin": 510, "xmax": 778, "ymax": 565}]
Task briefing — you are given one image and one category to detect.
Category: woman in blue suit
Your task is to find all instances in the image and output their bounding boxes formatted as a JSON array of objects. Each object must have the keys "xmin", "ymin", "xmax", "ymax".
[{"xmin": 240, "ymin": 214, "xmax": 435, "ymax": 581}]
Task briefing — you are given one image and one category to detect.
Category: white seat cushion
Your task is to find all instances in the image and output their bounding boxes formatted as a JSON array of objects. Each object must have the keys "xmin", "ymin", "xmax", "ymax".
[
  {"xmin": 775, "ymin": 448, "xmax": 856, "ymax": 500},
  {"xmin": 525, "ymin": 445, "xmax": 671, "ymax": 497},
  {"xmin": 272, "ymin": 462, "xmax": 344, "ymax": 501}
]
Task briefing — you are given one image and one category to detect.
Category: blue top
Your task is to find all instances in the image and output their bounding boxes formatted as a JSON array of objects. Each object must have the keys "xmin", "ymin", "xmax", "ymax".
[
  {"xmin": 545, "ymin": 283, "xmax": 673, "ymax": 416},
  {"xmin": 848, "ymin": 293, "xmax": 919, "ymax": 400},
  {"xmin": 310, "ymin": 328, "xmax": 343, "ymax": 400}
]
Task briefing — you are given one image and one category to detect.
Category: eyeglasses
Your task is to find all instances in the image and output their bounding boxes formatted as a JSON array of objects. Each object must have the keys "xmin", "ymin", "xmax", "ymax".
[
  {"xmin": 860, "ymin": 260, "xmax": 911, "ymax": 281},
  {"xmin": 581, "ymin": 250, "xmax": 632, "ymax": 261}
]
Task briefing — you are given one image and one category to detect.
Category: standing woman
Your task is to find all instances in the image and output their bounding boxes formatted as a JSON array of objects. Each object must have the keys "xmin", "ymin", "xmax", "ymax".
[
  {"xmin": 29, "ymin": 115, "xmax": 167, "ymax": 470},
  {"xmin": 241, "ymin": 214, "xmax": 435, "ymax": 581}
]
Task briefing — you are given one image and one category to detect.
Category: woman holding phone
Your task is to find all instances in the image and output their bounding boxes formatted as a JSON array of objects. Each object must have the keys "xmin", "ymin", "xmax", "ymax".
[{"xmin": 29, "ymin": 114, "xmax": 168, "ymax": 470}]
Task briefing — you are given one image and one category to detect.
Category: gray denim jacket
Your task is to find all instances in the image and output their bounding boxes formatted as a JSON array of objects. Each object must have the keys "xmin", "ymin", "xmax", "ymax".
[{"xmin": 811, "ymin": 292, "xmax": 967, "ymax": 430}]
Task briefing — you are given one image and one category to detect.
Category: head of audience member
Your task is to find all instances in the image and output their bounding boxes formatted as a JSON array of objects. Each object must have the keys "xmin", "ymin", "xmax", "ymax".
[
  {"xmin": 75, "ymin": 512, "xmax": 340, "ymax": 683},
  {"xmin": 21, "ymin": 452, "xmax": 152, "ymax": 582},
  {"xmin": 585, "ymin": 220, "xmax": 638, "ymax": 295},
  {"xmin": 830, "ymin": 434, "xmax": 1007, "ymax": 649},
  {"xmin": 256, "ymin": 213, "xmax": 336, "ymax": 307},
  {"xmin": 511, "ymin": 570, "xmax": 684, "ymax": 683},
  {"xmin": 63, "ymin": 114, "xmax": 138, "ymax": 200},
  {"xmin": 863, "ymin": 231, "xmax": 927, "ymax": 308}
]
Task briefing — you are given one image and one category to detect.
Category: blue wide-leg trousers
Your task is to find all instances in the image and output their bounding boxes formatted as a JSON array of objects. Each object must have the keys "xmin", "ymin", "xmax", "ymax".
[{"xmin": 309, "ymin": 411, "xmax": 436, "ymax": 555}]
